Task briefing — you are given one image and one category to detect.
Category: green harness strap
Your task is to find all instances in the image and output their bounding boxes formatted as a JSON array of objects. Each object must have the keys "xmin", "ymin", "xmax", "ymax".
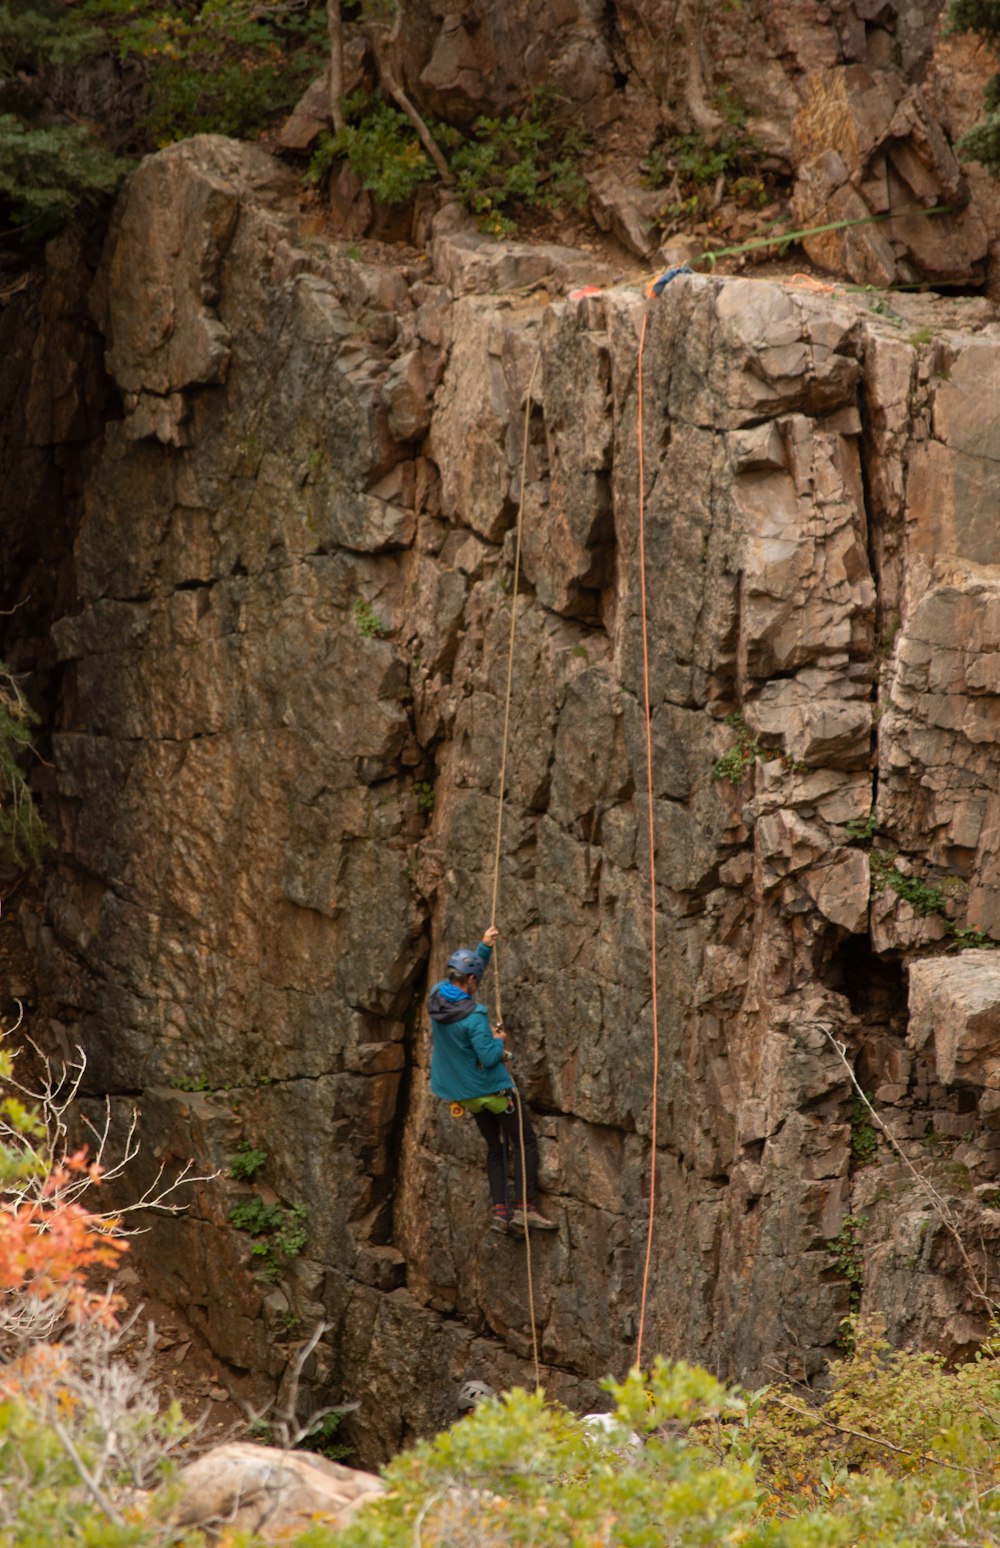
[{"xmin": 460, "ymin": 1093, "xmax": 511, "ymax": 1115}]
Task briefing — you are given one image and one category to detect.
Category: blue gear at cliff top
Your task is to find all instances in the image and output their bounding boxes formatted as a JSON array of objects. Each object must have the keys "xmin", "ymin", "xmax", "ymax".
[
  {"xmin": 427, "ymin": 942, "xmax": 512, "ymax": 1103},
  {"xmin": 647, "ymin": 263, "xmax": 693, "ymax": 297}
]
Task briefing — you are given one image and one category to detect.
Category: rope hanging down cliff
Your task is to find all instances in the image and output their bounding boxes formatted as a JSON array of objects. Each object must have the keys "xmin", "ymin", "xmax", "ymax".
[
  {"xmin": 482, "ymin": 287, "xmax": 665, "ymax": 1380},
  {"xmin": 633, "ymin": 304, "xmax": 660, "ymax": 1373},
  {"xmin": 488, "ymin": 345, "xmax": 543, "ymax": 1393}
]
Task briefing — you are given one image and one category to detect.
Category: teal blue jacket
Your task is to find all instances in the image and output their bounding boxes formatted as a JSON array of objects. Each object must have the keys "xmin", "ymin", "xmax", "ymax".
[{"xmin": 427, "ymin": 943, "xmax": 513, "ymax": 1102}]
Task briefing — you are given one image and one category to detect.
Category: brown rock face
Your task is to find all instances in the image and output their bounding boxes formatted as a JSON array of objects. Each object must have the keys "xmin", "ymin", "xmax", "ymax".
[{"xmin": 11, "ymin": 136, "xmax": 1000, "ymax": 1463}]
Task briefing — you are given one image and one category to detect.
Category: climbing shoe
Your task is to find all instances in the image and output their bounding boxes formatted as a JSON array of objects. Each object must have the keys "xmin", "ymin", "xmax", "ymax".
[
  {"xmin": 510, "ymin": 1203, "xmax": 558, "ymax": 1232},
  {"xmin": 490, "ymin": 1206, "xmax": 511, "ymax": 1235}
]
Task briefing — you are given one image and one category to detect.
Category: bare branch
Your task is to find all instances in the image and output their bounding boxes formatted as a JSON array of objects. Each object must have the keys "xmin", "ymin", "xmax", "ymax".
[
  {"xmin": 819, "ymin": 1025, "xmax": 998, "ymax": 1317},
  {"xmin": 368, "ymin": 8, "xmax": 453, "ymax": 184},
  {"xmin": 327, "ymin": 0, "xmax": 346, "ymax": 133},
  {"xmin": 51, "ymin": 1415, "xmax": 127, "ymax": 1526}
]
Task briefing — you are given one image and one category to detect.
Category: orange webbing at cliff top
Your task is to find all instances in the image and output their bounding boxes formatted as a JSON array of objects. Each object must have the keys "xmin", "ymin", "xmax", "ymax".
[{"xmin": 634, "ymin": 307, "xmax": 660, "ymax": 1372}]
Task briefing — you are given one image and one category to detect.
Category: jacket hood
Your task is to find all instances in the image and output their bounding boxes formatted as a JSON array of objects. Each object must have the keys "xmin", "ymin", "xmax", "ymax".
[{"xmin": 427, "ymin": 981, "xmax": 483, "ymax": 1024}]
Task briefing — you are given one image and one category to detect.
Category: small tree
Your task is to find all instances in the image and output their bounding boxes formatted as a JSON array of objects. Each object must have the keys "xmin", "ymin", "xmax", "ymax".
[{"xmin": 0, "ymin": 1017, "xmax": 213, "ymax": 1539}]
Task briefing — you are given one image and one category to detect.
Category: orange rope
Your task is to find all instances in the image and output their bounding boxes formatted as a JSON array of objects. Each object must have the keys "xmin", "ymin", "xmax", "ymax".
[{"xmin": 634, "ymin": 308, "xmax": 660, "ymax": 1372}]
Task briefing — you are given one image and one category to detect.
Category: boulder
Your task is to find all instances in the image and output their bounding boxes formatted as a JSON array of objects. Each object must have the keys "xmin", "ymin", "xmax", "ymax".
[
  {"xmin": 171, "ymin": 1442, "xmax": 384, "ymax": 1540},
  {"xmin": 908, "ymin": 954, "xmax": 1000, "ymax": 1088}
]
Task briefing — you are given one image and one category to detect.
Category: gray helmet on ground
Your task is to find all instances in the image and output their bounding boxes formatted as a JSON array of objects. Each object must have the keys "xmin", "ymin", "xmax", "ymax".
[
  {"xmin": 447, "ymin": 948, "xmax": 484, "ymax": 980},
  {"xmin": 457, "ymin": 1379, "xmax": 495, "ymax": 1412}
]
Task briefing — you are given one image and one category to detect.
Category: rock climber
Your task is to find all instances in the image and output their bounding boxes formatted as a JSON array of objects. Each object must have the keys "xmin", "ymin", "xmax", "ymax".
[{"xmin": 427, "ymin": 925, "xmax": 557, "ymax": 1235}]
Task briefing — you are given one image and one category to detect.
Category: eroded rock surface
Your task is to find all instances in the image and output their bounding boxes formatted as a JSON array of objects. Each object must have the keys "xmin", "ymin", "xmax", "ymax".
[{"xmin": 8, "ymin": 136, "xmax": 1000, "ymax": 1462}]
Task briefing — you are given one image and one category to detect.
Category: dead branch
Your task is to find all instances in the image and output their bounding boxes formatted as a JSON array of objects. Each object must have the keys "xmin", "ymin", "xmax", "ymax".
[
  {"xmin": 819, "ymin": 1024, "xmax": 998, "ymax": 1317},
  {"xmin": 368, "ymin": 7, "xmax": 453, "ymax": 184}
]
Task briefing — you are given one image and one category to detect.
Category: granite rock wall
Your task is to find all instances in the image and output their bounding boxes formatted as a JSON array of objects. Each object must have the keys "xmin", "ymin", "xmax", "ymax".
[{"xmin": 8, "ymin": 135, "xmax": 1000, "ymax": 1460}]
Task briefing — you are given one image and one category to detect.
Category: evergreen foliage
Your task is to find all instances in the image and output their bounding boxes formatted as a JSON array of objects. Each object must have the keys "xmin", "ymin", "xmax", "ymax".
[
  {"xmin": 947, "ymin": 0, "xmax": 1000, "ymax": 171},
  {"xmin": 75, "ymin": 0, "xmax": 328, "ymax": 148},
  {"xmin": 0, "ymin": 1, "xmax": 126, "ymax": 244}
]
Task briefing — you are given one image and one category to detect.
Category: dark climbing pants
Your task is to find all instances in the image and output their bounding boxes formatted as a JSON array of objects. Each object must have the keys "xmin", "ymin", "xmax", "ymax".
[{"xmin": 472, "ymin": 1095, "xmax": 540, "ymax": 1208}]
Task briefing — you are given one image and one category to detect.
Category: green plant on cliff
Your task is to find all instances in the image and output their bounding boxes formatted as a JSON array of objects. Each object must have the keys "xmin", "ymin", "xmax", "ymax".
[
  {"xmin": 713, "ymin": 711, "xmax": 766, "ymax": 784},
  {"xmin": 850, "ymin": 1095, "xmax": 879, "ymax": 1166},
  {"xmin": 307, "ymin": 92, "xmax": 436, "ymax": 205},
  {"xmin": 0, "ymin": 663, "xmax": 51, "ymax": 870},
  {"xmin": 230, "ymin": 1195, "xmax": 308, "ymax": 1282},
  {"xmin": 946, "ymin": 1, "xmax": 1000, "ymax": 171},
  {"xmin": 308, "ymin": 84, "xmax": 589, "ymax": 234},
  {"xmin": 444, "ymin": 91, "xmax": 590, "ymax": 237},
  {"xmin": 826, "ymin": 1213, "xmax": 866, "ymax": 1328},
  {"xmin": 867, "ymin": 846, "xmax": 998, "ymax": 945},
  {"xmin": 228, "ymin": 1139, "xmax": 268, "ymax": 1182},
  {"xmin": 352, "ymin": 596, "xmax": 385, "ymax": 638}
]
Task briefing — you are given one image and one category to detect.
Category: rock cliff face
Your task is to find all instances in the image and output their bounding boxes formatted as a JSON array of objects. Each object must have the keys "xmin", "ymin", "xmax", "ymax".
[{"xmin": 9, "ymin": 134, "xmax": 1000, "ymax": 1462}]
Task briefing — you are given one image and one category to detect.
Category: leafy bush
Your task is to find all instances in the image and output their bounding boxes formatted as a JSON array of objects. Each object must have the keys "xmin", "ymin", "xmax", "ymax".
[
  {"xmin": 309, "ymin": 86, "xmax": 589, "ymax": 236},
  {"xmin": 0, "ymin": 1033, "xmax": 201, "ymax": 1545},
  {"xmin": 73, "ymin": 0, "xmax": 328, "ymax": 148},
  {"xmin": 229, "ymin": 1139, "xmax": 268, "ymax": 1182},
  {"xmin": 713, "ymin": 710, "xmax": 767, "ymax": 784},
  {"xmin": 0, "ymin": 2, "xmax": 126, "ymax": 245},
  {"xmin": 947, "ymin": 1, "xmax": 1000, "ymax": 171},
  {"xmin": 308, "ymin": 93, "xmax": 436, "ymax": 206},
  {"xmin": 446, "ymin": 100, "xmax": 589, "ymax": 237}
]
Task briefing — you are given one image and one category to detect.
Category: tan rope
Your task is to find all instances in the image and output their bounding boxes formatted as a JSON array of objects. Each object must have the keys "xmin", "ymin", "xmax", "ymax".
[
  {"xmin": 488, "ymin": 344, "xmax": 543, "ymax": 1392},
  {"xmin": 489, "ymin": 345, "xmax": 542, "ymax": 941},
  {"xmin": 634, "ymin": 308, "xmax": 660, "ymax": 1372}
]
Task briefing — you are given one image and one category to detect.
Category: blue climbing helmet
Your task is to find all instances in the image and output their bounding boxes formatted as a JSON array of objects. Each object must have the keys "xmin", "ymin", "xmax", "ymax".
[{"xmin": 447, "ymin": 947, "xmax": 484, "ymax": 981}]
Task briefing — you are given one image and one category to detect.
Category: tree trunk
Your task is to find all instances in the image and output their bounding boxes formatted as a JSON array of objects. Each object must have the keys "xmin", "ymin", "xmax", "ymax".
[{"xmin": 327, "ymin": 0, "xmax": 346, "ymax": 134}]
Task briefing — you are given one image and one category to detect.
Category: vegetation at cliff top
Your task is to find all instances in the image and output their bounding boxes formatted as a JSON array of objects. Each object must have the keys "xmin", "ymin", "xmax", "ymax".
[
  {"xmin": 307, "ymin": 86, "xmax": 591, "ymax": 237},
  {"xmin": 0, "ymin": 2, "xmax": 128, "ymax": 244},
  {"xmin": 75, "ymin": 0, "xmax": 328, "ymax": 148},
  {"xmin": 0, "ymin": 0, "xmax": 326, "ymax": 250},
  {"xmin": 947, "ymin": 0, "xmax": 1000, "ymax": 172}
]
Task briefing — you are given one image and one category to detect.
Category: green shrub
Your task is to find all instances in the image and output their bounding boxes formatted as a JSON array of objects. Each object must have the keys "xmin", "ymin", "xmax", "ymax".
[
  {"xmin": 230, "ymin": 1196, "xmax": 308, "ymax": 1282},
  {"xmin": 447, "ymin": 95, "xmax": 589, "ymax": 236},
  {"xmin": 308, "ymin": 93, "xmax": 435, "ymax": 206},
  {"xmin": 307, "ymin": 86, "xmax": 589, "ymax": 236},
  {"xmin": 228, "ymin": 1139, "xmax": 267, "ymax": 1182},
  {"xmin": 74, "ymin": 0, "xmax": 327, "ymax": 148},
  {"xmin": 713, "ymin": 711, "xmax": 767, "ymax": 785},
  {"xmin": 352, "ymin": 597, "xmax": 385, "ymax": 638}
]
